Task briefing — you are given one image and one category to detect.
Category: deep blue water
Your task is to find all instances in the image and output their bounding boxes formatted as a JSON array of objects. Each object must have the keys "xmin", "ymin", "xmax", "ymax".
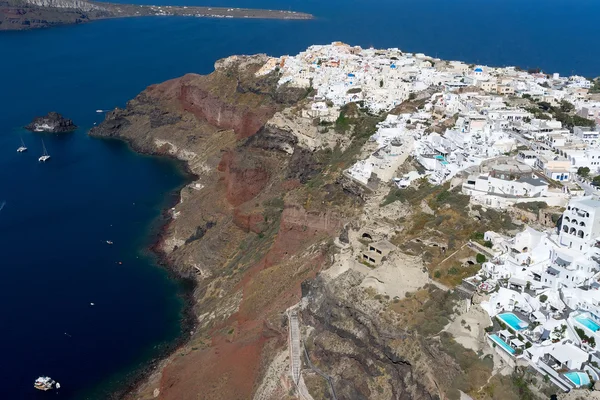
[{"xmin": 1, "ymin": 0, "xmax": 599, "ymax": 398}]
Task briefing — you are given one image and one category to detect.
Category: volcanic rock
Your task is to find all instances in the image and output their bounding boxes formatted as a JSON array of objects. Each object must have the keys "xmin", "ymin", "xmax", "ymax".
[{"xmin": 25, "ymin": 112, "xmax": 77, "ymax": 132}]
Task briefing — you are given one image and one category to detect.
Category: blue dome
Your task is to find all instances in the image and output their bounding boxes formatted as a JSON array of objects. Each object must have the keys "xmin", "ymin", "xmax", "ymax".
[{"xmin": 474, "ymin": 67, "xmax": 483, "ymax": 72}]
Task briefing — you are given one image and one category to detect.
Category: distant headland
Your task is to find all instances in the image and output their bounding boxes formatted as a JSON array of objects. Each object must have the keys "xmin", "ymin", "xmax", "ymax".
[{"xmin": 0, "ymin": 0, "xmax": 313, "ymax": 31}]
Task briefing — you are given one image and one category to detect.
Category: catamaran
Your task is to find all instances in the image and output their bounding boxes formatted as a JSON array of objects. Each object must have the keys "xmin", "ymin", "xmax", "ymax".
[
  {"xmin": 34, "ymin": 376, "xmax": 59, "ymax": 391},
  {"xmin": 39, "ymin": 140, "xmax": 50, "ymax": 162},
  {"xmin": 17, "ymin": 137, "xmax": 27, "ymax": 152}
]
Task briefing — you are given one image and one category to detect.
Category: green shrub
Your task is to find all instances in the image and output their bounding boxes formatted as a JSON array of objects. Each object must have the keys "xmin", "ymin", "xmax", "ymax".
[
  {"xmin": 476, "ymin": 253, "xmax": 487, "ymax": 264},
  {"xmin": 471, "ymin": 232, "xmax": 485, "ymax": 241}
]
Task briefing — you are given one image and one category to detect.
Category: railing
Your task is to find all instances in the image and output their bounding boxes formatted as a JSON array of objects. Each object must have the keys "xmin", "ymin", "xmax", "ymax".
[{"xmin": 302, "ymin": 342, "xmax": 338, "ymax": 400}]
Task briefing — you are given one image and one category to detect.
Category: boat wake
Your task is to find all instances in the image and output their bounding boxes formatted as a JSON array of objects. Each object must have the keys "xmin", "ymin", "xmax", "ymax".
[{"xmin": 0, "ymin": 201, "xmax": 6, "ymax": 212}]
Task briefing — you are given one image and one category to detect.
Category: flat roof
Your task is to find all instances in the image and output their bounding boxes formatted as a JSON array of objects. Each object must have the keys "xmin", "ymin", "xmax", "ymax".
[
  {"xmin": 574, "ymin": 198, "xmax": 600, "ymax": 208},
  {"xmin": 370, "ymin": 239, "xmax": 397, "ymax": 252},
  {"xmin": 518, "ymin": 177, "xmax": 549, "ymax": 187}
]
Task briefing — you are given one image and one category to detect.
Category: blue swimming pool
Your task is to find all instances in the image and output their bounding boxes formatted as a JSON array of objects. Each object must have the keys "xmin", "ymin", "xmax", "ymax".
[
  {"xmin": 575, "ymin": 315, "xmax": 600, "ymax": 332},
  {"xmin": 489, "ymin": 334, "xmax": 515, "ymax": 355},
  {"xmin": 434, "ymin": 155, "xmax": 449, "ymax": 165},
  {"xmin": 498, "ymin": 313, "xmax": 528, "ymax": 331},
  {"xmin": 564, "ymin": 371, "xmax": 590, "ymax": 387}
]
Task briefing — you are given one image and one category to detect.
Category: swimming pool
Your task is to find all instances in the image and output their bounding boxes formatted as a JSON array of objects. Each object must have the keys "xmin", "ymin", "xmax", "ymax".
[
  {"xmin": 434, "ymin": 155, "xmax": 449, "ymax": 165},
  {"xmin": 575, "ymin": 315, "xmax": 600, "ymax": 332},
  {"xmin": 497, "ymin": 313, "xmax": 528, "ymax": 331},
  {"xmin": 489, "ymin": 334, "xmax": 515, "ymax": 355},
  {"xmin": 564, "ymin": 371, "xmax": 590, "ymax": 387}
]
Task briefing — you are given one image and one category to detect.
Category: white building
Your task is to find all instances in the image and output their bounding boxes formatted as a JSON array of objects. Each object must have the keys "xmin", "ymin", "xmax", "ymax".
[{"xmin": 559, "ymin": 197, "xmax": 600, "ymax": 250}]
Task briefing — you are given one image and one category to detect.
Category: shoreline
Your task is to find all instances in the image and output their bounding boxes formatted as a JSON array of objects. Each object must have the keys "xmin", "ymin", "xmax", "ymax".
[
  {"xmin": 0, "ymin": 0, "xmax": 314, "ymax": 31},
  {"xmin": 88, "ymin": 134, "xmax": 200, "ymax": 400}
]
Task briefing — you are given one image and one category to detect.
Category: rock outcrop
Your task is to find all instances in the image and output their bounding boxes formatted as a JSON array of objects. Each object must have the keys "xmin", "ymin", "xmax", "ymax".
[
  {"xmin": 89, "ymin": 54, "xmax": 453, "ymax": 400},
  {"xmin": 25, "ymin": 111, "xmax": 77, "ymax": 132},
  {"xmin": 302, "ymin": 271, "xmax": 435, "ymax": 400},
  {"xmin": 0, "ymin": 0, "xmax": 313, "ymax": 31},
  {"xmin": 22, "ymin": 0, "xmax": 102, "ymax": 11}
]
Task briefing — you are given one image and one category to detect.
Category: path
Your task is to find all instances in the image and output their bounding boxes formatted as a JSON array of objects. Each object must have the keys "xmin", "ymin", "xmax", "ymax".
[
  {"xmin": 289, "ymin": 310, "xmax": 302, "ymax": 384},
  {"xmin": 287, "ymin": 308, "xmax": 314, "ymax": 400}
]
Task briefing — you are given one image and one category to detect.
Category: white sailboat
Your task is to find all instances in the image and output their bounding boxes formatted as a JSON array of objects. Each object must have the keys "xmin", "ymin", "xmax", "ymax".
[
  {"xmin": 17, "ymin": 137, "xmax": 27, "ymax": 152},
  {"xmin": 39, "ymin": 140, "xmax": 51, "ymax": 162}
]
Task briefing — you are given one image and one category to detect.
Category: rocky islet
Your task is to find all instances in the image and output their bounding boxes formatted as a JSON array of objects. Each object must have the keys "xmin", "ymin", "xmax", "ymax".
[{"xmin": 25, "ymin": 111, "xmax": 77, "ymax": 132}]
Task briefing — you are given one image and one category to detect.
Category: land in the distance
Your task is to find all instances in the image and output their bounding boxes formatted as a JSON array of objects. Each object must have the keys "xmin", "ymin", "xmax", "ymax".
[{"xmin": 0, "ymin": 0, "xmax": 313, "ymax": 31}]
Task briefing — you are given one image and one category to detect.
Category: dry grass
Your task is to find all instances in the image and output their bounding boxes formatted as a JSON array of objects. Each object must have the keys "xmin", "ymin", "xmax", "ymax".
[{"xmin": 383, "ymin": 182, "xmax": 517, "ymax": 287}]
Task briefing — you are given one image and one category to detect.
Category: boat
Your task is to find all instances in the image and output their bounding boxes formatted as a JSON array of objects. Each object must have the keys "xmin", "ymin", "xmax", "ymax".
[
  {"xmin": 96, "ymin": 109, "xmax": 104, "ymax": 113},
  {"xmin": 106, "ymin": 240, "xmax": 113, "ymax": 245},
  {"xmin": 34, "ymin": 376, "xmax": 57, "ymax": 391},
  {"xmin": 55, "ymin": 382, "xmax": 61, "ymax": 389},
  {"xmin": 17, "ymin": 137, "xmax": 27, "ymax": 152},
  {"xmin": 39, "ymin": 140, "xmax": 50, "ymax": 162}
]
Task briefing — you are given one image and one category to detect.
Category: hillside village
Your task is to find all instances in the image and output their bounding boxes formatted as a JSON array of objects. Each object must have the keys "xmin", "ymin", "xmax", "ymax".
[{"xmin": 257, "ymin": 42, "xmax": 600, "ymax": 396}]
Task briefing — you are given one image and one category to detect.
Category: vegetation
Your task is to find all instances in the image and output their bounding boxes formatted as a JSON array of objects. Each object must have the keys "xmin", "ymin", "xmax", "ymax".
[
  {"xmin": 385, "ymin": 181, "xmax": 518, "ymax": 286},
  {"xmin": 439, "ymin": 332, "xmax": 494, "ymax": 398},
  {"xmin": 575, "ymin": 326, "xmax": 597, "ymax": 347},
  {"xmin": 311, "ymin": 102, "xmax": 386, "ymax": 177},
  {"xmin": 514, "ymin": 201, "xmax": 548, "ymax": 214},
  {"xmin": 389, "ymin": 285, "xmax": 458, "ymax": 336},
  {"xmin": 591, "ymin": 78, "xmax": 600, "ymax": 94},
  {"xmin": 334, "ymin": 110, "xmax": 352, "ymax": 133},
  {"xmin": 528, "ymin": 99, "xmax": 596, "ymax": 129},
  {"xmin": 476, "ymin": 253, "xmax": 487, "ymax": 264},
  {"xmin": 577, "ymin": 166, "xmax": 591, "ymax": 178}
]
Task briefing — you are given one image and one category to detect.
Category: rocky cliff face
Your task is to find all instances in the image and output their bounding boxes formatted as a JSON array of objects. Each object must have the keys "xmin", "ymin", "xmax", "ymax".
[
  {"xmin": 25, "ymin": 111, "xmax": 77, "ymax": 132},
  {"xmin": 21, "ymin": 0, "xmax": 102, "ymax": 11},
  {"xmin": 89, "ymin": 55, "xmax": 461, "ymax": 400},
  {"xmin": 302, "ymin": 271, "xmax": 435, "ymax": 400},
  {"xmin": 0, "ymin": 0, "xmax": 109, "ymax": 30}
]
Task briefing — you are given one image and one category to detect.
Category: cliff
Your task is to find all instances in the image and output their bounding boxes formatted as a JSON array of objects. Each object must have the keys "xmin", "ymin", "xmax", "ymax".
[
  {"xmin": 90, "ymin": 55, "xmax": 343, "ymax": 399},
  {"xmin": 21, "ymin": 0, "xmax": 102, "ymax": 11},
  {"xmin": 89, "ymin": 54, "xmax": 521, "ymax": 400},
  {"xmin": 25, "ymin": 111, "xmax": 77, "ymax": 132},
  {"xmin": 0, "ymin": 0, "xmax": 313, "ymax": 31}
]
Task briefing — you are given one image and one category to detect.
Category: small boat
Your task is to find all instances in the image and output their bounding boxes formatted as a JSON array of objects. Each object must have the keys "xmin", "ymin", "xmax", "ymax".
[
  {"xmin": 96, "ymin": 109, "xmax": 104, "ymax": 113},
  {"xmin": 34, "ymin": 376, "xmax": 57, "ymax": 391},
  {"xmin": 17, "ymin": 137, "xmax": 27, "ymax": 152},
  {"xmin": 39, "ymin": 140, "xmax": 51, "ymax": 162},
  {"xmin": 106, "ymin": 240, "xmax": 113, "ymax": 245},
  {"xmin": 55, "ymin": 382, "xmax": 61, "ymax": 389}
]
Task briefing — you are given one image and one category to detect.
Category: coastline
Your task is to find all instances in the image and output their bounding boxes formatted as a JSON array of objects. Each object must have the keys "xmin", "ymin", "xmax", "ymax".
[
  {"xmin": 0, "ymin": 0, "xmax": 314, "ymax": 31},
  {"xmin": 85, "ymin": 58, "xmax": 342, "ymax": 399},
  {"xmin": 88, "ymin": 135, "xmax": 200, "ymax": 400}
]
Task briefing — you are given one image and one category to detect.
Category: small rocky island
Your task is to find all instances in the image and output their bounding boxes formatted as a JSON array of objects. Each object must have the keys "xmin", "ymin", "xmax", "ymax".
[
  {"xmin": 25, "ymin": 112, "xmax": 77, "ymax": 132},
  {"xmin": 0, "ymin": 0, "xmax": 313, "ymax": 31}
]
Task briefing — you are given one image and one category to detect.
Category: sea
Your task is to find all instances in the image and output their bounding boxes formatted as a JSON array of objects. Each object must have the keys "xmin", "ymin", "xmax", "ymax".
[{"xmin": 0, "ymin": 0, "xmax": 599, "ymax": 398}]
